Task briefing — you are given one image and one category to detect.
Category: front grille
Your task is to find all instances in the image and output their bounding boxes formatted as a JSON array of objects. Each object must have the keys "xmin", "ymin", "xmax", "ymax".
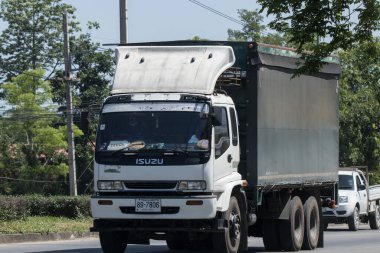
[
  {"xmin": 323, "ymin": 211, "xmax": 334, "ymax": 215},
  {"xmin": 97, "ymin": 191, "xmax": 213, "ymax": 197},
  {"xmin": 124, "ymin": 181, "xmax": 178, "ymax": 190},
  {"xmin": 337, "ymin": 211, "xmax": 347, "ymax": 215},
  {"xmin": 120, "ymin": 206, "xmax": 180, "ymax": 214}
]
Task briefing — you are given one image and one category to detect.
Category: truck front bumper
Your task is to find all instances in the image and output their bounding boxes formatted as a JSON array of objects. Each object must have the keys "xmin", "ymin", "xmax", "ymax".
[{"xmin": 91, "ymin": 195, "xmax": 217, "ymax": 220}]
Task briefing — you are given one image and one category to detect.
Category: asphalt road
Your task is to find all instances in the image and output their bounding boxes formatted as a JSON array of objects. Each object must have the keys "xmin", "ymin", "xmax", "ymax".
[{"xmin": 0, "ymin": 224, "xmax": 379, "ymax": 253}]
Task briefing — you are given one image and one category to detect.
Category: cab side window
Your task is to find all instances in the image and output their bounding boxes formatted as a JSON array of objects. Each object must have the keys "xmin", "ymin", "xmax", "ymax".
[
  {"xmin": 356, "ymin": 176, "xmax": 363, "ymax": 191},
  {"xmin": 359, "ymin": 173, "xmax": 367, "ymax": 186},
  {"xmin": 229, "ymin": 107, "xmax": 238, "ymax": 146},
  {"xmin": 214, "ymin": 107, "xmax": 230, "ymax": 159}
]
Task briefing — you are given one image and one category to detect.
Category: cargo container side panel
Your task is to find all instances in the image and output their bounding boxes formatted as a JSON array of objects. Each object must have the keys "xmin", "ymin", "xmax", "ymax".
[{"xmin": 255, "ymin": 67, "xmax": 339, "ymax": 186}]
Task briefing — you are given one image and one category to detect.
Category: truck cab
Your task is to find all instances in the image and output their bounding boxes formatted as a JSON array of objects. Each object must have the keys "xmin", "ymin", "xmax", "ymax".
[{"xmin": 92, "ymin": 92, "xmax": 242, "ymax": 219}]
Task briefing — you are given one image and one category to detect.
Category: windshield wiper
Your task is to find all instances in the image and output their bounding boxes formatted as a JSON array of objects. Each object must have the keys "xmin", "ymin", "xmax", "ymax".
[
  {"xmin": 111, "ymin": 141, "xmax": 146, "ymax": 156},
  {"xmin": 129, "ymin": 147, "xmax": 188, "ymax": 156}
]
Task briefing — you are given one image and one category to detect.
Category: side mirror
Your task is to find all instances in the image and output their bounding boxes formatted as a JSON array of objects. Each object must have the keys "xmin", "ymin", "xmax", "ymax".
[{"xmin": 358, "ymin": 184, "xmax": 366, "ymax": 191}]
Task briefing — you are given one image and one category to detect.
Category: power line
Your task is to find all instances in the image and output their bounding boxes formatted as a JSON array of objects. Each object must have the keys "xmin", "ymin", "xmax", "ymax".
[{"xmin": 188, "ymin": 0, "xmax": 244, "ymax": 26}]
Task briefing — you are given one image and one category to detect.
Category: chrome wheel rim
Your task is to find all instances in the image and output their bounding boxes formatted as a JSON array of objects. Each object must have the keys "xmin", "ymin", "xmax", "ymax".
[
  {"xmin": 354, "ymin": 208, "xmax": 360, "ymax": 229},
  {"xmin": 228, "ymin": 211, "xmax": 241, "ymax": 247}
]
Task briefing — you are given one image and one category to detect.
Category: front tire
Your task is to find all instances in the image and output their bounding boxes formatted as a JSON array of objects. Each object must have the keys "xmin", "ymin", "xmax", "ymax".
[
  {"xmin": 99, "ymin": 231, "xmax": 127, "ymax": 253},
  {"xmin": 348, "ymin": 206, "xmax": 360, "ymax": 231},
  {"xmin": 279, "ymin": 196, "xmax": 305, "ymax": 251},
  {"xmin": 212, "ymin": 196, "xmax": 241, "ymax": 253},
  {"xmin": 302, "ymin": 196, "xmax": 320, "ymax": 250},
  {"xmin": 369, "ymin": 205, "xmax": 380, "ymax": 230}
]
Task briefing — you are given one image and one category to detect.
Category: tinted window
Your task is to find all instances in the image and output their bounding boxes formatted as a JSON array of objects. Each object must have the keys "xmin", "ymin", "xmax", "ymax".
[
  {"xmin": 96, "ymin": 111, "xmax": 210, "ymax": 152},
  {"xmin": 214, "ymin": 107, "xmax": 230, "ymax": 159},
  {"xmin": 339, "ymin": 175, "xmax": 354, "ymax": 190},
  {"xmin": 229, "ymin": 108, "xmax": 238, "ymax": 146}
]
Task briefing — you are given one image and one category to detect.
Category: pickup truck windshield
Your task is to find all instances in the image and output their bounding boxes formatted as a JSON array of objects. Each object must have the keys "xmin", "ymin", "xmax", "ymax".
[
  {"xmin": 339, "ymin": 175, "xmax": 354, "ymax": 190},
  {"xmin": 96, "ymin": 110, "xmax": 210, "ymax": 153}
]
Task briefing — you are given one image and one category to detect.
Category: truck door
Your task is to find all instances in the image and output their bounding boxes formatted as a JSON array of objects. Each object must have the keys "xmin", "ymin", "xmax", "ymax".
[
  {"xmin": 356, "ymin": 175, "xmax": 368, "ymax": 214},
  {"xmin": 213, "ymin": 106, "xmax": 235, "ymax": 180}
]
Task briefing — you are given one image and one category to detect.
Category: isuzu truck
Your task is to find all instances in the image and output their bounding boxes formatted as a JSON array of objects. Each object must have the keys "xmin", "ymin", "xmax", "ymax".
[{"xmin": 90, "ymin": 41, "xmax": 340, "ymax": 253}]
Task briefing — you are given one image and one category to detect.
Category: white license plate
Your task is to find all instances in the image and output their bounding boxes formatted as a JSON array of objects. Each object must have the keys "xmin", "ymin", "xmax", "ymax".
[{"xmin": 135, "ymin": 199, "xmax": 161, "ymax": 213}]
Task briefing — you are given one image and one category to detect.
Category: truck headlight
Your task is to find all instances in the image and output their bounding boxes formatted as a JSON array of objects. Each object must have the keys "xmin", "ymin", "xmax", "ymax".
[
  {"xmin": 339, "ymin": 196, "xmax": 348, "ymax": 203},
  {"xmin": 97, "ymin": 181, "xmax": 123, "ymax": 190},
  {"xmin": 178, "ymin": 181, "xmax": 206, "ymax": 190}
]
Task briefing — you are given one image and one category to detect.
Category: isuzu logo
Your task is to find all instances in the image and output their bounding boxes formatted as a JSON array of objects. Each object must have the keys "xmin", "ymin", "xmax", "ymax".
[{"xmin": 136, "ymin": 158, "xmax": 164, "ymax": 165}]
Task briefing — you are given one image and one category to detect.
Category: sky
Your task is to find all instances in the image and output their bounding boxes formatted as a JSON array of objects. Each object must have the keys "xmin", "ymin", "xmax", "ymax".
[{"xmin": 0, "ymin": 0, "xmax": 261, "ymax": 45}]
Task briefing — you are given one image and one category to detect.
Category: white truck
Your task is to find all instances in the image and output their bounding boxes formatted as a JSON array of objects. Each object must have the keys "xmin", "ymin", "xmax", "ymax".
[
  {"xmin": 90, "ymin": 41, "xmax": 340, "ymax": 253},
  {"xmin": 323, "ymin": 168, "xmax": 380, "ymax": 231}
]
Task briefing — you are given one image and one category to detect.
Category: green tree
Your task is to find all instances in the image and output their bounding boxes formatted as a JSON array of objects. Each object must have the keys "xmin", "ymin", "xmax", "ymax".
[
  {"xmin": 0, "ymin": 0, "xmax": 78, "ymax": 81},
  {"xmin": 258, "ymin": 0, "xmax": 380, "ymax": 75},
  {"xmin": 227, "ymin": 9, "xmax": 286, "ymax": 46},
  {"xmin": 339, "ymin": 40, "xmax": 380, "ymax": 182},
  {"xmin": 1, "ymin": 69, "xmax": 83, "ymax": 194},
  {"xmin": 51, "ymin": 23, "xmax": 114, "ymax": 194}
]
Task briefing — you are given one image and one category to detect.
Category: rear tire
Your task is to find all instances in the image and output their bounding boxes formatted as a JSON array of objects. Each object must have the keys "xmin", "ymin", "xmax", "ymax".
[
  {"xmin": 369, "ymin": 205, "xmax": 380, "ymax": 230},
  {"xmin": 99, "ymin": 231, "xmax": 127, "ymax": 253},
  {"xmin": 348, "ymin": 206, "xmax": 360, "ymax": 231},
  {"xmin": 302, "ymin": 196, "xmax": 320, "ymax": 250},
  {"xmin": 279, "ymin": 196, "xmax": 304, "ymax": 251},
  {"xmin": 212, "ymin": 196, "xmax": 241, "ymax": 253}
]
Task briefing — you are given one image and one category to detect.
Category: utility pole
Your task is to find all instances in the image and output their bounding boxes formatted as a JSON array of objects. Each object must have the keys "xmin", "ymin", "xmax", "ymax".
[
  {"xmin": 63, "ymin": 13, "xmax": 77, "ymax": 196},
  {"xmin": 119, "ymin": 0, "xmax": 128, "ymax": 44}
]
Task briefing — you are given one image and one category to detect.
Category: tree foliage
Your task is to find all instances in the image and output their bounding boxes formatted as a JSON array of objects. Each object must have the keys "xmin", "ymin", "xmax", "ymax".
[
  {"xmin": 0, "ymin": 0, "xmax": 114, "ymax": 194},
  {"xmin": 1, "ymin": 69, "xmax": 82, "ymax": 194},
  {"xmin": 0, "ymin": 0, "xmax": 79, "ymax": 81},
  {"xmin": 50, "ymin": 23, "xmax": 114, "ymax": 194},
  {"xmin": 258, "ymin": 0, "xmax": 380, "ymax": 75},
  {"xmin": 339, "ymin": 40, "xmax": 380, "ymax": 182},
  {"xmin": 227, "ymin": 9, "xmax": 286, "ymax": 45}
]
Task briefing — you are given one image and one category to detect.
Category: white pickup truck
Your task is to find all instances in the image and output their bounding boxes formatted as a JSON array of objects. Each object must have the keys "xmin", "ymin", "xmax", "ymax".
[{"xmin": 323, "ymin": 168, "xmax": 380, "ymax": 231}]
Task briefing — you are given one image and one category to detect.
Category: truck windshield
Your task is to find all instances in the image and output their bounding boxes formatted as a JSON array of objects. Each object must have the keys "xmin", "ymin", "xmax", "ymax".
[
  {"xmin": 339, "ymin": 175, "xmax": 354, "ymax": 190},
  {"xmin": 96, "ymin": 111, "xmax": 210, "ymax": 153}
]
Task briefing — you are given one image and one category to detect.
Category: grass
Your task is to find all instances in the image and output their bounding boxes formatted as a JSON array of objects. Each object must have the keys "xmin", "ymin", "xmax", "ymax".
[{"xmin": 0, "ymin": 216, "xmax": 93, "ymax": 234}]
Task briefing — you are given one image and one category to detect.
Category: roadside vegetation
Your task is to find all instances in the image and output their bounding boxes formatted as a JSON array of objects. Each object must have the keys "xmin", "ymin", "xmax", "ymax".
[
  {"xmin": 0, "ymin": 216, "xmax": 92, "ymax": 234},
  {"xmin": 0, "ymin": 195, "xmax": 91, "ymax": 234}
]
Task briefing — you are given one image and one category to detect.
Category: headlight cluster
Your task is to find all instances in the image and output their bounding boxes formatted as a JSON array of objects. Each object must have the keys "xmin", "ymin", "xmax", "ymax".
[
  {"xmin": 178, "ymin": 181, "xmax": 206, "ymax": 190},
  {"xmin": 339, "ymin": 196, "xmax": 348, "ymax": 203},
  {"xmin": 97, "ymin": 180, "xmax": 123, "ymax": 190}
]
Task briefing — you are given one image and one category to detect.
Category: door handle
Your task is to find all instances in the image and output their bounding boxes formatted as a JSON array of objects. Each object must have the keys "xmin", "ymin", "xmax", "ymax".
[{"xmin": 227, "ymin": 154, "xmax": 233, "ymax": 163}]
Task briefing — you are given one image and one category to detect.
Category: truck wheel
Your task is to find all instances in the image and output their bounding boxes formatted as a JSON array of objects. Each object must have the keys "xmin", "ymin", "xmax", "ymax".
[
  {"xmin": 348, "ymin": 206, "xmax": 360, "ymax": 231},
  {"xmin": 302, "ymin": 196, "xmax": 320, "ymax": 250},
  {"xmin": 279, "ymin": 196, "xmax": 304, "ymax": 251},
  {"xmin": 369, "ymin": 205, "xmax": 380, "ymax": 230},
  {"xmin": 262, "ymin": 220, "xmax": 281, "ymax": 251},
  {"xmin": 99, "ymin": 231, "xmax": 127, "ymax": 253},
  {"xmin": 212, "ymin": 196, "xmax": 241, "ymax": 253}
]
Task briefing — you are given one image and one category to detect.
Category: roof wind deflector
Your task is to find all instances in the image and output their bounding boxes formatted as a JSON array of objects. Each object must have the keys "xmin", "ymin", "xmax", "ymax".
[{"xmin": 111, "ymin": 46, "xmax": 236, "ymax": 95}]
